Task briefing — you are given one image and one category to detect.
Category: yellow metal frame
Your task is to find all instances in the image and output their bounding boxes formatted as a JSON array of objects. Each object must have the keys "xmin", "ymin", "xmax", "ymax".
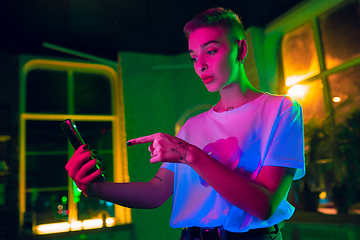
[{"xmin": 19, "ymin": 59, "xmax": 131, "ymax": 234}]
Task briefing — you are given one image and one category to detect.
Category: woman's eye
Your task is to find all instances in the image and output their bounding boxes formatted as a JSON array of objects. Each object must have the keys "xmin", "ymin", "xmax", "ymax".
[
  {"xmin": 207, "ymin": 50, "xmax": 217, "ymax": 55},
  {"xmin": 191, "ymin": 57, "xmax": 198, "ymax": 63}
]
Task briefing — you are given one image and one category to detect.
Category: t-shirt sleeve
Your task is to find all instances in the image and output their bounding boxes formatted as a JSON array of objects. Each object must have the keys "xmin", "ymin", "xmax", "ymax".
[
  {"xmin": 160, "ymin": 162, "xmax": 175, "ymax": 172},
  {"xmin": 263, "ymin": 98, "xmax": 305, "ymax": 180}
]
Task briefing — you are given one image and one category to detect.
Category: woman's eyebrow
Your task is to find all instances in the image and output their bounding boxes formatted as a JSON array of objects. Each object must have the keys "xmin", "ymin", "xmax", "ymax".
[{"xmin": 189, "ymin": 40, "xmax": 220, "ymax": 53}]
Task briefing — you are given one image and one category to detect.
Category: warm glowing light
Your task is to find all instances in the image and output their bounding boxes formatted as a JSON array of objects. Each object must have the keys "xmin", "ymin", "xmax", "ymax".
[
  {"xmin": 317, "ymin": 208, "xmax": 337, "ymax": 215},
  {"xmin": 285, "ymin": 75, "xmax": 312, "ymax": 87},
  {"xmin": 57, "ymin": 205, "xmax": 63, "ymax": 210},
  {"xmin": 282, "ymin": 22, "xmax": 321, "ymax": 86},
  {"xmin": 106, "ymin": 217, "xmax": 115, "ymax": 227},
  {"xmin": 70, "ymin": 221, "xmax": 82, "ymax": 231},
  {"xmin": 37, "ymin": 222, "xmax": 70, "ymax": 235},
  {"xmin": 36, "ymin": 218, "xmax": 117, "ymax": 234},
  {"xmin": 82, "ymin": 219, "xmax": 103, "ymax": 230},
  {"xmin": 332, "ymin": 97, "xmax": 341, "ymax": 102},
  {"xmin": 287, "ymin": 85, "xmax": 307, "ymax": 99},
  {"xmin": 319, "ymin": 191, "xmax": 327, "ymax": 200}
]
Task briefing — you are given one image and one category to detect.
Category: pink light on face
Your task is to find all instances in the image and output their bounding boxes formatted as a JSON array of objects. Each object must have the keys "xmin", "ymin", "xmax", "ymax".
[{"xmin": 188, "ymin": 26, "xmax": 239, "ymax": 92}]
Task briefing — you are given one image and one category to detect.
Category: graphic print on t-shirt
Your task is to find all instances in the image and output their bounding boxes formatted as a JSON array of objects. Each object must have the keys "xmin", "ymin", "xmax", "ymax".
[
  {"xmin": 200, "ymin": 137, "xmax": 240, "ymax": 187},
  {"xmin": 200, "ymin": 137, "xmax": 262, "ymax": 187}
]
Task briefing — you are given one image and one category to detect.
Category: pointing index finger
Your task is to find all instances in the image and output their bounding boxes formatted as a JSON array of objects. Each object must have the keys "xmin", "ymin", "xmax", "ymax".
[{"xmin": 127, "ymin": 133, "xmax": 158, "ymax": 146}]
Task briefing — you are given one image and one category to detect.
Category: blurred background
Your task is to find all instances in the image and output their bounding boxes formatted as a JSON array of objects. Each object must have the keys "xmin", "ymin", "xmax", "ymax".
[{"xmin": 0, "ymin": 0, "xmax": 360, "ymax": 239}]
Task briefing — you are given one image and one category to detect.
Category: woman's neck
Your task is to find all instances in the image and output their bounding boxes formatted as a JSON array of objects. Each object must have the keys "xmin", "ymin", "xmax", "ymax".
[{"xmin": 214, "ymin": 81, "xmax": 262, "ymax": 113}]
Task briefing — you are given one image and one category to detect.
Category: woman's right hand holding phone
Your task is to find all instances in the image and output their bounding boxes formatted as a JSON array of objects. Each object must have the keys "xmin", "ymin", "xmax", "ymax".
[{"xmin": 65, "ymin": 144, "xmax": 102, "ymax": 197}]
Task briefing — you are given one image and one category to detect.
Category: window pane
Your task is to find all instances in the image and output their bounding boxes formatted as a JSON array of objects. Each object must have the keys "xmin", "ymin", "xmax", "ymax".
[
  {"xmin": 319, "ymin": 2, "xmax": 360, "ymax": 69},
  {"xmin": 26, "ymin": 120, "xmax": 67, "ymax": 152},
  {"xmin": 78, "ymin": 190, "xmax": 115, "ymax": 221},
  {"xmin": 26, "ymin": 155, "xmax": 68, "ymax": 189},
  {"xmin": 287, "ymin": 79, "xmax": 326, "ymax": 124},
  {"xmin": 282, "ymin": 22, "xmax": 320, "ymax": 86},
  {"xmin": 328, "ymin": 64, "xmax": 360, "ymax": 123},
  {"xmin": 26, "ymin": 190, "xmax": 68, "ymax": 225},
  {"xmin": 74, "ymin": 73, "xmax": 112, "ymax": 115},
  {"xmin": 26, "ymin": 70, "xmax": 67, "ymax": 113}
]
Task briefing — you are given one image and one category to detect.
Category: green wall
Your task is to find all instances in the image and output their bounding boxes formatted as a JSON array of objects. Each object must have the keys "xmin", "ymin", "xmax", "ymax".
[{"xmin": 120, "ymin": 51, "xmax": 219, "ymax": 240}]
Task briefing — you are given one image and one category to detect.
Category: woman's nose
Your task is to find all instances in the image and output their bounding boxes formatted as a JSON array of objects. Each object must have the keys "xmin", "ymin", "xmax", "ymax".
[{"xmin": 197, "ymin": 60, "xmax": 208, "ymax": 72}]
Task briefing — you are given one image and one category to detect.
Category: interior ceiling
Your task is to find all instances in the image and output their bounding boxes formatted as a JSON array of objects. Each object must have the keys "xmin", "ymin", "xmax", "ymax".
[{"xmin": 1, "ymin": 0, "xmax": 305, "ymax": 62}]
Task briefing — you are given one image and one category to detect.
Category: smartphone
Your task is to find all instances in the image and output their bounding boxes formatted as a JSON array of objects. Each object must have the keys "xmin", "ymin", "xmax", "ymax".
[{"xmin": 61, "ymin": 119, "xmax": 105, "ymax": 181}]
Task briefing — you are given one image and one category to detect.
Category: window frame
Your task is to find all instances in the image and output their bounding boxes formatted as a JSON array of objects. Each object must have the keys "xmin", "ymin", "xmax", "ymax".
[
  {"xmin": 19, "ymin": 58, "xmax": 131, "ymax": 234},
  {"xmin": 280, "ymin": 0, "xmax": 360, "ymax": 186}
]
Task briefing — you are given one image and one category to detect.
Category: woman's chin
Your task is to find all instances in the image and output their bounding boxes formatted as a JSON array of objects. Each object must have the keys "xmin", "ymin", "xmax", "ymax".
[{"xmin": 204, "ymin": 84, "xmax": 220, "ymax": 93}]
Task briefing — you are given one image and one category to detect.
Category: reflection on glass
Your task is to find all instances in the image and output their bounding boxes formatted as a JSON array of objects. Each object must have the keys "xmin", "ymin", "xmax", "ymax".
[
  {"xmin": 319, "ymin": 2, "xmax": 360, "ymax": 69},
  {"xmin": 287, "ymin": 79, "xmax": 325, "ymax": 123},
  {"xmin": 282, "ymin": 22, "xmax": 320, "ymax": 86},
  {"xmin": 26, "ymin": 70, "xmax": 67, "ymax": 113},
  {"xmin": 26, "ymin": 190, "xmax": 68, "ymax": 225},
  {"xmin": 328, "ymin": 64, "xmax": 360, "ymax": 123},
  {"xmin": 74, "ymin": 73, "xmax": 112, "ymax": 115}
]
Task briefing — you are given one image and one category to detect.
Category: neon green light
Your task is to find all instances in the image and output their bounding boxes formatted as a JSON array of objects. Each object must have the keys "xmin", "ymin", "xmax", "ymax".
[
  {"xmin": 62, "ymin": 196, "xmax": 68, "ymax": 204},
  {"xmin": 73, "ymin": 181, "xmax": 81, "ymax": 204}
]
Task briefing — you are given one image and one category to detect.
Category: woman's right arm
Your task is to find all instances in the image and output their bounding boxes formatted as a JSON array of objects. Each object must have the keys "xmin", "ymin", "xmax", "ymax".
[{"xmin": 65, "ymin": 145, "xmax": 174, "ymax": 209}]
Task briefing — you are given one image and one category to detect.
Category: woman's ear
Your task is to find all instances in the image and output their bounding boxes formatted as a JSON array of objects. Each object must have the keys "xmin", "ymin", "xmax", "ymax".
[{"xmin": 237, "ymin": 39, "xmax": 248, "ymax": 63}]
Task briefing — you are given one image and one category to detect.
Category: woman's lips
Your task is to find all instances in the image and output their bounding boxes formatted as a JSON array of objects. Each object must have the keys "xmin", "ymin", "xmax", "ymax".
[{"xmin": 202, "ymin": 76, "xmax": 213, "ymax": 84}]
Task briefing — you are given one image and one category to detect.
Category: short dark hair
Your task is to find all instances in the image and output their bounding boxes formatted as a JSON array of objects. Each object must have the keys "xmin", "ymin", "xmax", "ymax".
[{"xmin": 184, "ymin": 7, "xmax": 245, "ymax": 40}]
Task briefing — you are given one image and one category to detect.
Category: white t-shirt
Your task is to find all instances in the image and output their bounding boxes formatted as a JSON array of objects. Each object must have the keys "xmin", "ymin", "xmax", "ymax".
[{"xmin": 161, "ymin": 93, "xmax": 305, "ymax": 233}]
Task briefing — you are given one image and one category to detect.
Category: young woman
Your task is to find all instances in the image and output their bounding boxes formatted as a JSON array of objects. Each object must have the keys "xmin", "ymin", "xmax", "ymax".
[{"xmin": 66, "ymin": 7, "xmax": 305, "ymax": 240}]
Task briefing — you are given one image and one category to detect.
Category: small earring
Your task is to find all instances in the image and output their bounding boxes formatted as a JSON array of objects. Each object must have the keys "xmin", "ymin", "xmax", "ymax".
[{"xmin": 239, "ymin": 59, "xmax": 244, "ymax": 64}]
